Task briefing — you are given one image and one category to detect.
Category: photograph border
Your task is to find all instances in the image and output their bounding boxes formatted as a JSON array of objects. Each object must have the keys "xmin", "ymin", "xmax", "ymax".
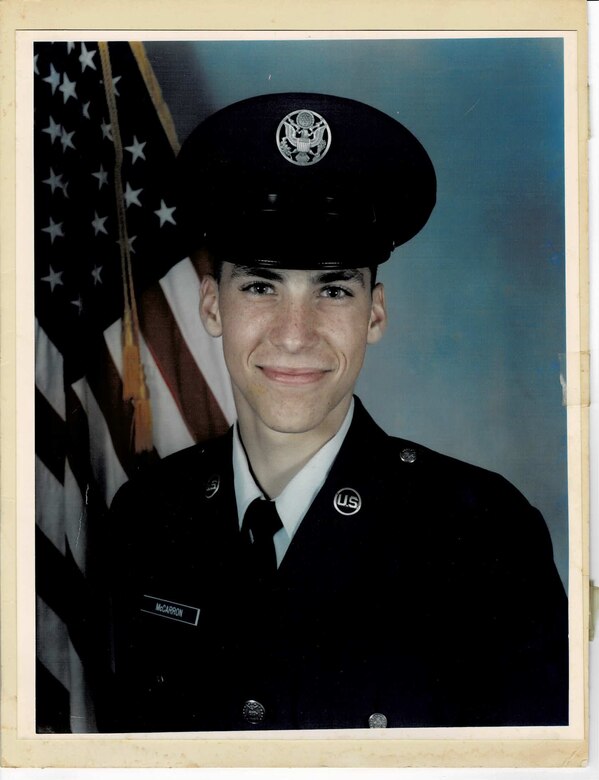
[{"xmin": 0, "ymin": 0, "xmax": 590, "ymax": 769}]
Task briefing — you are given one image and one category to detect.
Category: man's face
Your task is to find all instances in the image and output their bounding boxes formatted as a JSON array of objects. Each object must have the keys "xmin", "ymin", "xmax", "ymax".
[{"xmin": 200, "ymin": 262, "xmax": 387, "ymax": 438}]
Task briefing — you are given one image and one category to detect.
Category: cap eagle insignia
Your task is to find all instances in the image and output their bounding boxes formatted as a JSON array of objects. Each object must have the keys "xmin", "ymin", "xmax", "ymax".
[{"xmin": 276, "ymin": 108, "xmax": 332, "ymax": 166}]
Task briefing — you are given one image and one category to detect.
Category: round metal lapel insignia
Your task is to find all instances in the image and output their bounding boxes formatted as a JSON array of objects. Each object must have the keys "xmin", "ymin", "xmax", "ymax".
[
  {"xmin": 400, "ymin": 448, "xmax": 417, "ymax": 464},
  {"xmin": 333, "ymin": 487, "xmax": 362, "ymax": 516},
  {"xmin": 276, "ymin": 108, "xmax": 332, "ymax": 166},
  {"xmin": 205, "ymin": 474, "xmax": 220, "ymax": 499}
]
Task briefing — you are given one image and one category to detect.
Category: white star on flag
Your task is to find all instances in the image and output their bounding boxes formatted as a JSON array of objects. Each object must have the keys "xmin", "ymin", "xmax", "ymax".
[
  {"xmin": 41, "ymin": 265, "xmax": 64, "ymax": 292},
  {"xmin": 34, "ymin": 53, "xmax": 39, "ymax": 75},
  {"xmin": 101, "ymin": 120, "xmax": 113, "ymax": 141},
  {"xmin": 66, "ymin": 42, "xmax": 76, "ymax": 53},
  {"xmin": 124, "ymin": 182, "xmax": 143, "ymax": 208},
  {"xmin": 91, "ymin": 265, "xmax": 103, "ymax": 285},
  {"xmin": 125, "ymin": 136, "xmax": 147, "ymax": 164},
  {"xmin": 116, "ymin": 235, "xmax": 137, "ymax": 254},
  {"xmin": 91, "ymin": 165, "xmax": 109, "ymax": 189},
  {"xmin": 79, "ymin": 43, "xmax": 97, "ymax": 72},
  {"xmin": 42, "ymin": 116, "xmax": 62, "ymax": 144},
  {"xmin": 112, "ymin": 75, "xmax": 122, "ymax": 96},
  {"xmin": 43, "ymin": 168, "xmax": 65, "ymax": 194},
  {"xmin": 70, "ymin": 296, "xmax": 84, "ymax": 315},
  {"xmin": 42, "ymin": 217, "xmax": 64, "ymax": 244},
  {"xmin": 43, "ymin": 63, "xmax": 61, "ymax": 94},
  {"xmin": 82, "ymin": 101, "xmax": 91, "ymax": 119},
  {"xmin": 91, "ymin": 212, "xmax": 109, "ymax": 236},
  {"xmin": 61, "ymin": 127, "xmax": 76, "ymax": 152},
  {"xmin": 154, "ymin": 199, "xmax": 177, "ymax": 227},
  {"xmin": 59, "ymin": 73, "xmax": 78, "ymax": 104}
]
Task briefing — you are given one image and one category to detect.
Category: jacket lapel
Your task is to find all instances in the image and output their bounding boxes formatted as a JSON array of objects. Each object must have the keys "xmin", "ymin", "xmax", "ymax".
[{"xmin": 276, "ymin": 398, "xmax": 405, "ymax": 590}]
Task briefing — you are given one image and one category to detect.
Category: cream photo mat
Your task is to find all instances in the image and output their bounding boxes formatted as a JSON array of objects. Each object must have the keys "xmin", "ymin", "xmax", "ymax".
[{"xmin": 0, "ymin": 0, "xmax": 590, "ymax": 770}]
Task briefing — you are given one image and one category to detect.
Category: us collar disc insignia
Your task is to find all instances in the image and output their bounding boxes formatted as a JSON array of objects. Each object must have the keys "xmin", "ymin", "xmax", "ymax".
[
  {"xmin": 277, "ymin": 108, "xmax": 332, "ymax": 166},
  {"xmin": 333, "ymin": 487, "xmax": 362, "ymax": 516}
]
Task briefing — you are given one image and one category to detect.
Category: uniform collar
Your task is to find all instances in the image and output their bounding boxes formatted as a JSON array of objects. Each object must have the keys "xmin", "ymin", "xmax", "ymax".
[{"xmin": 232, "ymin": 399, "xmax": 354, "ymax": 541}]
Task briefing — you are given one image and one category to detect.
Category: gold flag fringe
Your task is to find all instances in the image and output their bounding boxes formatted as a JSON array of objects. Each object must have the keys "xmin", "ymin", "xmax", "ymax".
[
  {"xmin": 99, "ymin": 42, "xmax": 153, "ymax": 453},
  {"xmin": 121, "ymin": 312, "xmax": 144, "ymax": 401},
  {"xmin": 133, "ymin": 390, "xmax": 154, "ymax": 454}
]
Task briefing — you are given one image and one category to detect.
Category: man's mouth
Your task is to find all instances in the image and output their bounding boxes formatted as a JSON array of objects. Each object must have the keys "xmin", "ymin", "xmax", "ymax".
[{"xmin": 259, "ymin": 366, "xmax": 330, "ymax": 385}]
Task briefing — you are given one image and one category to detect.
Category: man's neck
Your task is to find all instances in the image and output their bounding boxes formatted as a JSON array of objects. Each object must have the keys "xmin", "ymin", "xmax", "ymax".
[{"xmin": 236, "ymin": 401, "xmax": 351, "ymax": 499}]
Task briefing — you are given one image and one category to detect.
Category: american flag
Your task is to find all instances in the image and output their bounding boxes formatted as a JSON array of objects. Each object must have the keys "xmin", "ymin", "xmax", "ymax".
[{"xmin": 34, "ymin": 40, "xmax": 235, "ymax": 732}]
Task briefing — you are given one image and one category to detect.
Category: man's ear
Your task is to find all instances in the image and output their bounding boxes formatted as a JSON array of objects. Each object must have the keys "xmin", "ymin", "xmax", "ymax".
[
  {"xmin": 199, "ymin": 274, "xmax": 223, "ymax": 337},
  {"xmin": 367, "ymin": 282, "xmax": 387, "ymax": 344}
]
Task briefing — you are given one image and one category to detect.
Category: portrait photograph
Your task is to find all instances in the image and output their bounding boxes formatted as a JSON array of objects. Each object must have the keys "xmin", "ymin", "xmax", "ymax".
[{"xmin": 1, "ymin": 0, "xmax": 590, "ymax": 771}]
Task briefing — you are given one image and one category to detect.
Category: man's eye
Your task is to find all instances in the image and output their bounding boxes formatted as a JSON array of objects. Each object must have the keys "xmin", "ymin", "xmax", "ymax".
[
  {"xmin": 320, "ymin": 285, "xmax": 352, "ymax": 299},
  {"xmin": 241, "ymin": 282, "xmax": 275, "ymax": 295}
]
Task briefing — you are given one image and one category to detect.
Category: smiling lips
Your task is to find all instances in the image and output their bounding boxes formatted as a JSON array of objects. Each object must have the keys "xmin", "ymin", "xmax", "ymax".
[{"xmin": 259, "ymin": 366, "xmax": 331, "ymax": 385}]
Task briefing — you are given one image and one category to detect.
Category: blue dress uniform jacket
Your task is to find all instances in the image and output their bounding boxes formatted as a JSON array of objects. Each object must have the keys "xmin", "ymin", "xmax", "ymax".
[{"xmin": 98, "ymin": 397, "xmax": 568, "ymax": 732}]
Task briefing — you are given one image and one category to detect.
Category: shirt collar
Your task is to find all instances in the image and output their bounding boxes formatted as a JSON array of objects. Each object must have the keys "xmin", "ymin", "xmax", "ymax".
[{"xmin": 233, "ymin": 399, "xmax": 354, "ymax": 540}]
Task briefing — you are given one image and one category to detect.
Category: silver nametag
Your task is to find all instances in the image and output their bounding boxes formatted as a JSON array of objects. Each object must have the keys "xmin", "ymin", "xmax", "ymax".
[{"xmin": 140, "ymin": 595, "xmax": 200, "ymax": 626}]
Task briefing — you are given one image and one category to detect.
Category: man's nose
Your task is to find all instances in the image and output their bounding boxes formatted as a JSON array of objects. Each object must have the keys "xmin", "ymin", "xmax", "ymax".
[{"xmin": 269, "ymin": 296, "xmax": 318, "ymax": 352}]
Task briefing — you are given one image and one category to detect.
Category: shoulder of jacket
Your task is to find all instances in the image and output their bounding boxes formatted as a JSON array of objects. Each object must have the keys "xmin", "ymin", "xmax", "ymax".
[
  {"xmin": 380, "ymin": 435, "xmax": 550, "ymax": 557},
  {"xmin": 384, "ymin": 434, "xmax": 529, "ymax": 505},
  {"xmin": 111, "ymin": 429, "xmax": 232, "ymax": 506},
  {"xmin": 164, "ymin": 430, "xmax": 231, "ymax": 468}
]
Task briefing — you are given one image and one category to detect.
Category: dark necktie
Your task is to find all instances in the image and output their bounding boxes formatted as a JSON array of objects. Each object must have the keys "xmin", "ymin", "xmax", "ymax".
[{"xmin": 240, "ymin": 497, "xmax": 283, "ymax": 582}]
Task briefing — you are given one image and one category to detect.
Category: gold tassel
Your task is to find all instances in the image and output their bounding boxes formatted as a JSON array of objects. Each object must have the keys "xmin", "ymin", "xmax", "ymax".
[
  {"xmin": 133, "ymin": 394, "xmax": 153, "ymax": 454},
  {"xmin": 122, "ymin": 343, "xmax": 143, "ymax": 401},
  {"xmin": 123, "ymin": 313, "xmax": 153, "ymax": 453},
  {"xmin": 122, "ymin": 312, "xmax": 142, "ymax": 400}
]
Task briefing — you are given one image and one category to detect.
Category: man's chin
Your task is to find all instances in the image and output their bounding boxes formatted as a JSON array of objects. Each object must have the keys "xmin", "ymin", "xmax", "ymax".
[
  {"xmin": 256, "ymin": 400, "xmax": 349, "ymax": 438},
  {"xmin": 259, "ymin": 415, "xmax": 324, "ymax": 436},
  {"xmin": 233, "ymin": 385, "xmax": 353, "ymax": 438}
]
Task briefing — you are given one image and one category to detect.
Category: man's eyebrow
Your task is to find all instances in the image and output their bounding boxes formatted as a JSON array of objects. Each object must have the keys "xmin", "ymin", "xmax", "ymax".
[
  {"xmin": 227, "ymin": 265, "xmax": 366, "ymax": 286},
  {"xmin": 312, "ymin": 269, "xmax": 366, "ymax": 287},
  {"xmin": 229, "ymin": 265, "xmax": 284, "ymax": 281}
]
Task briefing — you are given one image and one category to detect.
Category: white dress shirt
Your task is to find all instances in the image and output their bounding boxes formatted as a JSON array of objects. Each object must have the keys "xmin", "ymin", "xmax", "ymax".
[{"xmin": 232, "ymin": 400, "xmax": 354, "ymax": 567}]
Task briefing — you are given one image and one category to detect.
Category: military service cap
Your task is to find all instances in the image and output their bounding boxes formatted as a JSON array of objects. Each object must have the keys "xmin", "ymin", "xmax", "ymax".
[{"xmin": 175, "ymin": 92, "xmax": 436, "ymax": 269}]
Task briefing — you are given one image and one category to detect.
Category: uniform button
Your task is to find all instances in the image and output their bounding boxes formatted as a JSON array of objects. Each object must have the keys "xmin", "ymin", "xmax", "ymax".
[
  {"xmin": 400, "ymin": 448, "xmax": 417, "ymax": 464},
  {"xmin": 242, "ymin": 699, "xmax": 266, "ymax": 724},
  {"xmin": 368, "ymin": 712, "xmax": 388, "ymax": 728}
]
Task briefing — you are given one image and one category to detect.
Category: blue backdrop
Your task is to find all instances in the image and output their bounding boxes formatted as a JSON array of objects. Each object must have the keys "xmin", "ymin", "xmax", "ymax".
[{"xmin": 144, "ymin": 37, "xmax": 568, "ymax": 588}]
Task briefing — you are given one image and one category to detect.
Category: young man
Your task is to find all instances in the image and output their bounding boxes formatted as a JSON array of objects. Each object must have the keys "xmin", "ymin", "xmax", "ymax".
[{"xmin": 100, "ymin": 93, "xmax": 568, "ymax": 732}]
